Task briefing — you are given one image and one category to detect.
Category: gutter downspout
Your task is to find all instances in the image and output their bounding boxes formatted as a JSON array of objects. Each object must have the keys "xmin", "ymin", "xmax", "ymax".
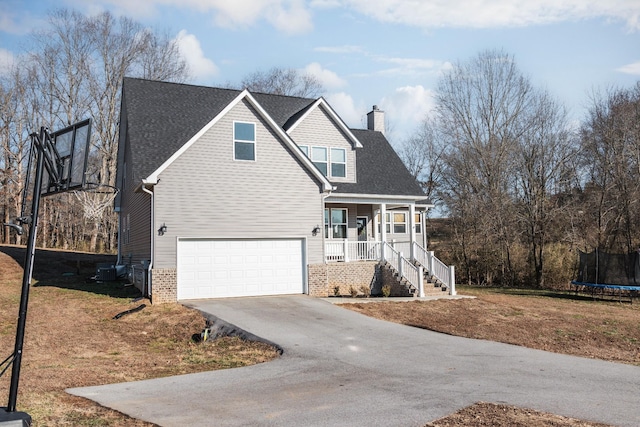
[
  {"xmin": 116, "ymin": 212, "xmax": 122, "ymax": 265},
  {"xmin": 141, "ymin": 183, "xmax": 154, "ymax": 299}
]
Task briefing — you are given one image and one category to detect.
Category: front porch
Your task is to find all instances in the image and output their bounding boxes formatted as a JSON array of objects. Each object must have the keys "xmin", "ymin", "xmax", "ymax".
[{"xmin": 323, "ymin": 239, "xmax": 456, "ymax": 297}]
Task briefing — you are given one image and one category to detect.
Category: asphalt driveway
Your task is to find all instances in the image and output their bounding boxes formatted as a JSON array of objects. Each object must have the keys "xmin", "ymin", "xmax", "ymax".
[{"xmin": 68, "ymin": 295, "xmax": 640, "ymax": 426}]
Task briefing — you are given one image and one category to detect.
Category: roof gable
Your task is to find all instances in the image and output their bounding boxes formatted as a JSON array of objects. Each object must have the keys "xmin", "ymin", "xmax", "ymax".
[
  {"xmin": 121, "ymin": 78, "xmax": 331, "ymax": 191},
  {"xmin": 284, "ymin": 98, "xmax": 363, "ymax": 149}
]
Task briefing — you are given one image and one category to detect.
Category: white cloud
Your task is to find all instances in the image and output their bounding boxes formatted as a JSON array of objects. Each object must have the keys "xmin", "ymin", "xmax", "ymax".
[
  {"xmin": 324, "ymin": 92, "xmax": 364, "ymax": 128},
  {"xmin": 303, "ymin": 62, "xmax": 346, "ymax": 90},
  {"xmin": 175, "ymin": 30, "xmax": 218, "ymax": 80},
  {"xmin": 314, "ymin": 45, "xmax": 363, "ymax": 54},
  {"xmin": 0, "ymin": 48, "xmax": 15, "ymax": 76},
  {"xmin": 339, "ymin": 0, "xmax": 640, "ymax": 31},
  {"xmin": 617, "ymin": 61, "xmax": 640, "ymax": 75},
  {"xmin": 203, "ymin": 0, "xmax": 313, "ymax": 34},
  {"xmin": 373, "ymin": 56, "xmax": 451, "ymax": 77},
  {"xmin": 379, "ymin": 85, "xmax": 436, "ymax": 141},
  {"xmin": 310, "ymin": 0, "xmax": 342, "ymax": 8},
  {"xmin": 86, "ymin": 0, "xmax": 313, "ymax": 33}
]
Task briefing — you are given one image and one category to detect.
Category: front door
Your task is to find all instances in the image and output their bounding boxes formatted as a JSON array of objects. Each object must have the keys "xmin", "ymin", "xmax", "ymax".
[{"xmin": 356, "ymin": 216, "xmax": 368, "ymax": 241}]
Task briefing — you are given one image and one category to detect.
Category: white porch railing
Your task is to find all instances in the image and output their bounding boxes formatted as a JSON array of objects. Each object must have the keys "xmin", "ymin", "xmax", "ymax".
[
  {"xmin": 412, "ymin": 242, "xmax": 456, "ymax": 295},
  {"xmin": 324, "ymin": 239, "xmax": 456, "ymax": 296},
  {"xmin": 325, "ymin": 240, "xmax": 381, "ymax": 262},
  {"xmin": 382, "ymin": 242, "xmax": 424, "ymax": 297}
]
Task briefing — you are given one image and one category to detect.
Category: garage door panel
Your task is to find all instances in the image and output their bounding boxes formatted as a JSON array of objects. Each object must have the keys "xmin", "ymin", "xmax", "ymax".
[{"xmin": 177, "ymin": 238, "xmax": 304, "ymax": 300}]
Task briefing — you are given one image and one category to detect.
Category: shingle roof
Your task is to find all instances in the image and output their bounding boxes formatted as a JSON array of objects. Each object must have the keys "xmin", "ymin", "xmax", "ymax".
[
  {"xmin": 121, "ymin": 78, "xmax": 426, "ymax": 200},
  {"xmin": 334, "ymin": 129, "xmax": 426, "ymax": 197},
  {"xmin": 122, "ymin": 78, "xmax": 316, "ymax": 183}
]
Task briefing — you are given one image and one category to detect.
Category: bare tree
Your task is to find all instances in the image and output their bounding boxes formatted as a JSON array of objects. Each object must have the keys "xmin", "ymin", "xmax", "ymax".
[
  {"xmin": 7, "ymin": 8, "xmax": 190, "ymax": 252},
  {"xmin": 514, "ymin": 91, "xmax": 577, "ymax": 287},
  {"xmin": 398, "ymin": 116, "xmax": 446, "ymax": 203},
  {"xmin": 579, "ymin": 83, "xmax": 640, "ymax": 254},
  {"xmin": 240, "ymin": 67, "xmax": 323, "ymax": 97},
  {"xmin": 435, "ymin": 49, "xmax": 534, "ymax": 285}
]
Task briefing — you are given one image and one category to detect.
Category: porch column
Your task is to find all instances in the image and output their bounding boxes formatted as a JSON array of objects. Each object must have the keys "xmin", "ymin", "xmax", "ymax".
[
  {"xmin": 409, "ymin": 203, "xmax": 416, "ymax": 261},
  {"xmin": 380, "ymin": 203, "xmax": 387, "ymax": 261}
]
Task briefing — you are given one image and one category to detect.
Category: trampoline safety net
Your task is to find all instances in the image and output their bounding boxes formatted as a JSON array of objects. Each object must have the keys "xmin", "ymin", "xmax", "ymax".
[{"xmin": 576, "ymin": 250, "xmax": 640, "ymax": 286}]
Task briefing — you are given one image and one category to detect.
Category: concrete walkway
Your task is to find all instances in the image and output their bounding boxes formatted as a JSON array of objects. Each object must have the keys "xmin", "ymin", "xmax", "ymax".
[{"xmin": 68, "ymin": 295, "xmax": 640, "ymax": 426}]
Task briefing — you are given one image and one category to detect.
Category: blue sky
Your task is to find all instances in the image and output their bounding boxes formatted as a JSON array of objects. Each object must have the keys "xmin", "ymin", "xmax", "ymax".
[{"xmin": 1, "ymin": 0, "xmax": 639, "ymax": 144}]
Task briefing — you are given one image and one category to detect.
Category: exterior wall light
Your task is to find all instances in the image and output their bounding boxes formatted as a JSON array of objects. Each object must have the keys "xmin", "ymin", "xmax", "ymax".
[
  {"xmin": 158, "ymin": 223, "xmax": 167, "ymax": 236},
  {"xmin": 312, "ymin": 225, "xmax": 321, "ymax": 236}
]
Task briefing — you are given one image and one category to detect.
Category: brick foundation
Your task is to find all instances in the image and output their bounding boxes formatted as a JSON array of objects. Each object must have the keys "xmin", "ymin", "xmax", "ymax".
[
  {"xmin": 151, "ymin": 268, "xmax": 177, "ymax": 304},
  {"xmin": 148, "ymin": 262, "xmax": 421, "ymax": 304},
  {"xmin": 308, "ymin": 264, "xmax": 329, "ymax": 297},
  {"xmin": 308, "ymin": 261, "xmax": 381, "ymax": 297}
]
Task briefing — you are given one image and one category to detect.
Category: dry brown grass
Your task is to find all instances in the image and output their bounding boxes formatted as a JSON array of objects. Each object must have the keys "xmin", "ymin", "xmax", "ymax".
[{"xmin": 0, "ymin": 245, "xmax": 279, "ymax": 426}]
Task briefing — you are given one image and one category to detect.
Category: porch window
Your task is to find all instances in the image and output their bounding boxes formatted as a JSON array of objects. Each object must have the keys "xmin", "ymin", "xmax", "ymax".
[
  {"xmin": 330, "ymin": 148, "xmax": 346, "ymax": 177},
  {"xmin": 415, "ymin": 213, "xmax": 422, "ymax": 234},
  {"xmin": 311, "ymin": 147, "xmax": 328, "ymax": 175},
  {"xmin": 376, "ymin": 213, "xmax": 391, "ymax": 234},
  {"xmin": 377, "ymin": 212, "xmax": 408, "ymax": 234},
  {"xmin": 393, "ymin": 212, "xmax": 407, "ymax": 233},
  {"xmin": 325, "ymin": 208, "xmax": 347, "ymax": 239},
  {"xmin": 234, "ymin": 121, "xmax": 255, "ymax": 161}
]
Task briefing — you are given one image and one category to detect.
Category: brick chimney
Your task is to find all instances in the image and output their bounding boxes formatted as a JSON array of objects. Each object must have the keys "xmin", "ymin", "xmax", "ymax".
[{"xmin": 366, "ymin": 105, "xmax": 385, "ymax": 135}]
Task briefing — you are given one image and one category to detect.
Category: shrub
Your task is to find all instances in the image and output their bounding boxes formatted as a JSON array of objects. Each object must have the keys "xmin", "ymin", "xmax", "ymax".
[
  {"xmin": 333, "ymin": 285, "xmax": 341, "ymax": 296},
  {"xmin": 349, "ymin": 285, "xmax": 358, "ymax": 297},
  {"xmin": 382, "ymin": 284, "xmax": 391, "ymax": 297},
  {"xmin": 359, "ymin": 285, "xmax": 371, "ymax": 298}
]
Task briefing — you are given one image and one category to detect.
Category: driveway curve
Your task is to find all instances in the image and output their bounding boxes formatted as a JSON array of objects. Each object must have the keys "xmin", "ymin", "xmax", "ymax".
[{"xmin": 68, "ymin": 295, "xmax": 640, "ymax": 426}]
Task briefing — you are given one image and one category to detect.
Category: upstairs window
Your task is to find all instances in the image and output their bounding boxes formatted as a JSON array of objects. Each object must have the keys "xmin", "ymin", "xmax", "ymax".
[
  {"xmin": 311, "ymin": 147, "xmax": 328, "ymax": 175},
  {"xmin": 234, "ymin": 122, "xmax": 255, "ymax": 161},
  {"xmin": 299, "ymin": 145, "xmax": 309, "ymax": 156},
  {"xmin": 330, "ymin": 148, "xmax": 346, "ymax": 178}
]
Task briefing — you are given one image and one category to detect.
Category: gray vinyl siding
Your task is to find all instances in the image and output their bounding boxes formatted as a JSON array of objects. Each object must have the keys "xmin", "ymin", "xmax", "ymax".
[
  {"xmin": 289, "ymin": 105, "xmax": 356, "ymax": 184},
  {"xmin": 118, "ymin": 139, "xmax": 151, "ymax": 266},
  {"xmin": 153, "ymin": 98, "xmax": 325, "ymax": 268}
]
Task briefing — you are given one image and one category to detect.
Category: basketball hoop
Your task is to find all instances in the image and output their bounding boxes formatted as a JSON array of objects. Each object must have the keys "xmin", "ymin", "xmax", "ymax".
[{"xmin": 72, "ymin": 183, "xmax": 118, "ymax": 221}]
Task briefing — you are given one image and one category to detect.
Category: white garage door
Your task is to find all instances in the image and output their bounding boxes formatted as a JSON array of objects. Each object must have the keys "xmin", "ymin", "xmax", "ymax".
[{"xmin": 177, "ymin": 238, "xmax": 305, "ymax": 300}]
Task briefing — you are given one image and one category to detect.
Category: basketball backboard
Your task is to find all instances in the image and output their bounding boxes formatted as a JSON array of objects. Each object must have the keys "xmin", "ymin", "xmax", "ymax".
[{"xmin": 41, "ymin": 119, "xmax": 92, "ymax": 196}]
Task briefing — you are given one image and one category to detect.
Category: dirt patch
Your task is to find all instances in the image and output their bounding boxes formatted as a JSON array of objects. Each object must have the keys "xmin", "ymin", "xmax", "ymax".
[
  {"xmin": 0, "ymin": 245, "xmax": 279, "ymax": 426},
  {"xmin": 425, "ymin": 402, "xmax": 612, "ymax": 427}
]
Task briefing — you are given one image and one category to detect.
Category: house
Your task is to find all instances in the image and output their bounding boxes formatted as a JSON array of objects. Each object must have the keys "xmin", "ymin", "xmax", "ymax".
[{"xmin": 115, "ymin": 78, "xmax": 455, "ymax": 303}]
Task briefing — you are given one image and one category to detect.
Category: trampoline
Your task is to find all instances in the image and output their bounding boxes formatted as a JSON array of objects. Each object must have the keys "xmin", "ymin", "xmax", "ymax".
[
  {"xmin": 571, "ymin": 281, "xmax": 640, "ymax": 303},
  {"xmin": 573, "ymin": 249, "xmax": 640, "ymax": 303}
]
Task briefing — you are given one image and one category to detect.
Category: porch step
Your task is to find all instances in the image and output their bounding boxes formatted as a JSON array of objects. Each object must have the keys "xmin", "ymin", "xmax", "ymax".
[{"xmin": 381, "ymin": 262, "xmax": 448, "ymax": 297}]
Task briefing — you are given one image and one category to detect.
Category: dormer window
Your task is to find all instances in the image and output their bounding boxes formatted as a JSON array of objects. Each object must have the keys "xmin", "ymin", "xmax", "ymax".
[
  {"xmin": 298, "ymin": 145, "xmax": 347, "ymax": 179},
  {"xmin": 234, "ymin": 121, "xmax": 256, "ymax": 161},
  {"xmin": 311, "ymin": 147, "xmax": 328, "ymax": 176},
  {"xmin": 330, "ymin": 148, "xmax": 346, "ymax": 178}
]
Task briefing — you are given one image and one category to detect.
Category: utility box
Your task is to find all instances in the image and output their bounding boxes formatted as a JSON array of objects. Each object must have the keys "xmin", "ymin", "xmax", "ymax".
[{"xmin": 96, "ymin": 263, "xmax": 116, "ymax": 281}]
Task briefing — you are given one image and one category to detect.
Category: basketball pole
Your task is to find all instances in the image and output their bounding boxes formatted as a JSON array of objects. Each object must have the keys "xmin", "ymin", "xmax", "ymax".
[{"xmin": 5, "ymin": 127, "xmax": 46, "ymax": 416}]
